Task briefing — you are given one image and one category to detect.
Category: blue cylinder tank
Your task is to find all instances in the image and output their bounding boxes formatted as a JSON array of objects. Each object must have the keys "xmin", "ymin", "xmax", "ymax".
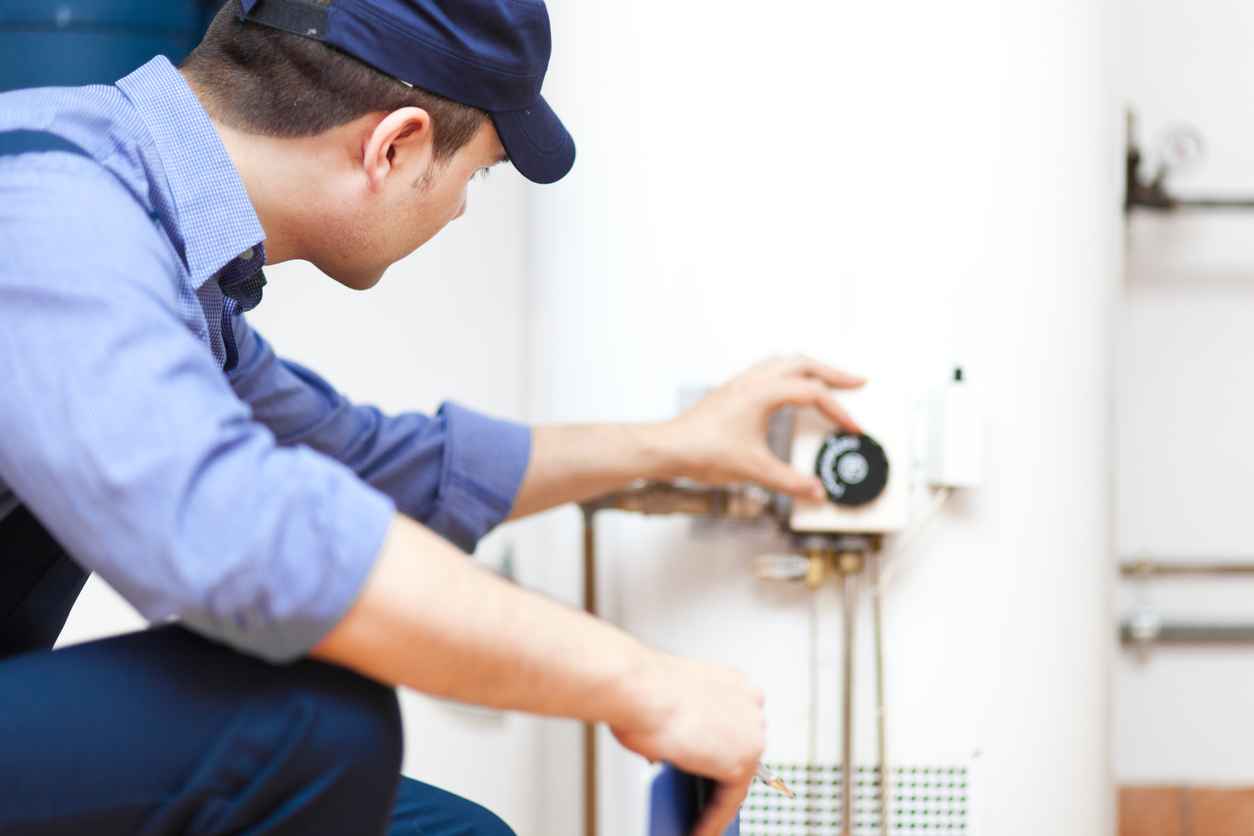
[{"xmin": 0, "ymin": 1, "xmax": 218, "ymax": 92}]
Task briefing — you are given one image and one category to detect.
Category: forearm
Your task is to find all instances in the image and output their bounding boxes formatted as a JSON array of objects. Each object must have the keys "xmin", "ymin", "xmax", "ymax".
[
  {"xmin": 509, "ymin": 422, "xmax": 685, "ymax": 518},
  {"xmin": 312, "ymin": 513, "xmax": 661, "ymax": 726}
]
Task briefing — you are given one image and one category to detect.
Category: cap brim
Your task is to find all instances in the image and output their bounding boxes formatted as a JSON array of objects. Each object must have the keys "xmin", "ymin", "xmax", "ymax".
[{"xmin": 490, "ymin": 97, "xmax": 576, "ymax": 185}]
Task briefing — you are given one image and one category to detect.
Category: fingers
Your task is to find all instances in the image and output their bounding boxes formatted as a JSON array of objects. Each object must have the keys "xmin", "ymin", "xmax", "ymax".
[
  {"xmin": 789, "ymin": 358, "xmax": 866, "ymax": 390},
  {"xmin": 753, "ymin": 450, "xmax": 825, "ymax": 501},
  {"xmin": 692, "ymin": 775, "xmax": 754, "ymax": 836},
  {"xmin": 751, "ymin": 355, "xmax": 866, "ymax": 390},
  {"xmin": 768, "ymin": 379, "xmax": 861, "ymax": 433}
]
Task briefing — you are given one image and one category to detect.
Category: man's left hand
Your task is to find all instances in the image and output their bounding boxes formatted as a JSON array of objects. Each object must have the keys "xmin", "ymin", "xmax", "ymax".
[{"xmin": 656, "ymin": 355, "xmax": 865, "ymax": 501}]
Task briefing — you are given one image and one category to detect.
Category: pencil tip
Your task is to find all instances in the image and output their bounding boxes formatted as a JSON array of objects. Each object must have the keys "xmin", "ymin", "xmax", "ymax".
[{"xmin": 770, "ymin": 778, "xmax": 797, "ymax": 799}]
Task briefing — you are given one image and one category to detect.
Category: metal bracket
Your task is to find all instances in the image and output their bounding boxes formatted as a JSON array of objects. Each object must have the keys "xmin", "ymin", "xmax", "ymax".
[{"xmin": 1125, "ymin": 110, "xmax": 1254, "ymax": 212}]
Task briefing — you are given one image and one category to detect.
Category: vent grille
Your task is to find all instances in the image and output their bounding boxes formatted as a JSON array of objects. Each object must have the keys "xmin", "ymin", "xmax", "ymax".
[{"xmin": 742, "ymin": 763, "xmax": 971, "ymax": 835}]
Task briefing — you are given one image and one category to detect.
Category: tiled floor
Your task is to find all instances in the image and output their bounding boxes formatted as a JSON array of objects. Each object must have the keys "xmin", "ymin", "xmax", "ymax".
[{"xmin": 1120, "ymin": 786, "xmax": 1254, "ymax": 836}]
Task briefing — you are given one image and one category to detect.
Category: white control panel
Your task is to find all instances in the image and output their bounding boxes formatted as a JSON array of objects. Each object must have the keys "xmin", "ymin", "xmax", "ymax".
[{"xmin": 789, "ymin": 384, "xmax": 912, "ymax": 534}]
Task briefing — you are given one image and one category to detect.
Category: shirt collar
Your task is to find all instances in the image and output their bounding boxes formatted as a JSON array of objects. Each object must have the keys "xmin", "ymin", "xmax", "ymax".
[{"xmin": 116, "ymin": 57, "xmax": 265, "ymax": 290}]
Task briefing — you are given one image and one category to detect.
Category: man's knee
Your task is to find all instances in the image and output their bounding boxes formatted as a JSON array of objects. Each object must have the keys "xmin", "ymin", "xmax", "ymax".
[
  {"xmin": 52, "ymin": 630, "xmax": 406, "ymax": 834},
  {"xmin": 392, "ymin": 777, "xmax": 517, "ymax": 836},
  {"xmin": 440, "ymin": 795, "xmax": 516, "ymax": 836},
  {"xmin": 296, "ymin": 663, "xmax": 403, "ymax": 784},
  {"xmin": 461, "ymin": 804, "xmax": 517, "ymax": 836}
]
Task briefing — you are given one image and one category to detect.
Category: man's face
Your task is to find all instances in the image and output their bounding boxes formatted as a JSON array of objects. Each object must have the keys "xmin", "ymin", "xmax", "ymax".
[{"xmin": 308, "ymin": 116, "xmax": 508, "ymax": 290}]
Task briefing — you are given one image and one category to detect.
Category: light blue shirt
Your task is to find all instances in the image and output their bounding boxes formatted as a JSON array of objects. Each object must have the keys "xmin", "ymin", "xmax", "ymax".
[{"xmin": 0, "ymin": 57, "xmax": 532, "ymax": 663}]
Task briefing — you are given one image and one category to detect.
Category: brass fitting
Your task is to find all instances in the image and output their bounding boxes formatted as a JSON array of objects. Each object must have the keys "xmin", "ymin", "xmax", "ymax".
[
  {"xmin": 835, "ymin": 550, "xmax": 866, "ymax": 576},
  {"xmin": 803, "ymin": 549, "xmax": 829, "ymax": 589}
]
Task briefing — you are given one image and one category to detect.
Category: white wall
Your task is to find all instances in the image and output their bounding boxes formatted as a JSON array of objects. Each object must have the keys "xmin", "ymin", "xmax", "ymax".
[
  {"xmin": 57, "ymin": 168, "xmax": 542, "ymax": 830},
  {"xmin": 528, "ymin": 1, "xmax": 1120, "ymax": 834},
  {"xmin": 1116, "ymin": 0, "xmax": 1254, "ymax": 784}
]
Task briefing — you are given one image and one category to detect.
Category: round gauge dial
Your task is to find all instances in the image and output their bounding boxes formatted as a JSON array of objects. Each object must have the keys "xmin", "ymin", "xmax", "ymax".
[{"xmin": 814, "ymin": 432, "xmax": 890, "ymax": 506}]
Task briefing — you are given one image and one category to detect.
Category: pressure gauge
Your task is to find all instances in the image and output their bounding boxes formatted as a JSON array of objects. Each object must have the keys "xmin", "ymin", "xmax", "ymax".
[
  {"xmin": 790, "ymin": 385, "xmax": 909, "ymax": 533},
  {"xmin": 815, "ymin": 433, "xmax": 890, "ymax": 507}
]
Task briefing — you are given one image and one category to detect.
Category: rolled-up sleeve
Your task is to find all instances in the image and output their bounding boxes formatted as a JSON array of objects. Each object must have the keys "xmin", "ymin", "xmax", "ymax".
[
  {"xmin": 228, "ymin": 319, "xmax": 532, "ymax": 553},
  {"xmin": 0, "ymin": 157, "xmax": 394, "ymax": 663}
]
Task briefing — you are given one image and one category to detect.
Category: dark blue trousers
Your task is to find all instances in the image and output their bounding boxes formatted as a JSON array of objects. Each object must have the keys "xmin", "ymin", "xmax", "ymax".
[{"xmin": 0, "ymin": 506, "xmax": 515, "ymax": 836}]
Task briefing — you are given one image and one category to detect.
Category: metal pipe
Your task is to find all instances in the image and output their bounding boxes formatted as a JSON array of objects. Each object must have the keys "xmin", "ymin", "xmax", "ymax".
[
  {"xmin": 840, "ymin": 568, "xmax": 856, "ymax": 836},
  {"xmin": 1128, "ymin": 193, "xmax": 1254, "ymax": 211},
  {"xmin": 1123, "ymin": 115, "xmax": 1254, "ymax": 212},
  {"xmin": 576, "ymin": 482, "xmax": 772, "ymax": 836},
  {"xmin": 1120, "ymin": 559, "xmax": 1254, "ymax": 578},
  {"xmin": 1120, "ymin": 621, "xmax": 1254, "ymax": 646},
  {"xmin": 575, "ymin": 481, "xmax": 780, "ymax": 836},
  {"xmin": 581, "ymin": 481, "xmax": 773, "ymax": 520},
  {"xmin": 581, "ymin": 507, "xmax": 598, "ymax": 836},
  {"xmin": 871, "ymin": 553, "xmax": 890, "ymax": 836},
  {"xmin": 808, "ymin": 592, "xmax": 821, "ymax": 772},
  {"xmin": 1170, "ymin": 198, "xmax": 1254, "ymax": 210}
]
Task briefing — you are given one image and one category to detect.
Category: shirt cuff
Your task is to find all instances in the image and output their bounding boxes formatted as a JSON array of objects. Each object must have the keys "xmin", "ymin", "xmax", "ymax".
[
  {"xmin": 182, "ymin": 470, "xmax": 396, "ymax": 664},
  {"xmin": 426, "ymin": 401, "xmax": 532, "ymax": 553}
]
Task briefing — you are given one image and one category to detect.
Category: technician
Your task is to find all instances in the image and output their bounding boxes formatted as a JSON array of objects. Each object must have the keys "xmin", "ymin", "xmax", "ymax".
[{"xmin": 0, "ymin": 2, "xmax": 862, "ymax": 834}]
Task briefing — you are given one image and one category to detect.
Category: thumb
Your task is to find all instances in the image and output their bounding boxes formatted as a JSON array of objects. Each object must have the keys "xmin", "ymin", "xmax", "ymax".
[
  {"xmin": 753, "ymin": 453, "xmax": 825, "ymax": 501},
  {"xmin": 692, "ymin": 777, "xmax": 752, "ymax": 836}
]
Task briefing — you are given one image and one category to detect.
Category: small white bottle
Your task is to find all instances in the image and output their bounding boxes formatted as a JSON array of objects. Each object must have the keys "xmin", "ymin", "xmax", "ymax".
[{"xmin": 926, "ymin": 366, "xmax": 984, "ymax": 488}]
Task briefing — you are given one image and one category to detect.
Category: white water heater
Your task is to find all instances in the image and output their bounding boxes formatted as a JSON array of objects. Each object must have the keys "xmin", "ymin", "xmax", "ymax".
[{"xmin": 526, "ymin": 1, "xmax": 1117, "ymax": 834}]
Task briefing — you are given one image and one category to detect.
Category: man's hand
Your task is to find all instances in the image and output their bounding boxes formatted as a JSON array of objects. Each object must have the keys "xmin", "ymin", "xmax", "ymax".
[
  {"xmin": 659, "ymin": 355, "xmax": 866, "ymax": 501},
  {"xmin": 316, "ymin": 516, "xmax": 766, "ymax": 836},
  {"xmin": 611, "ymin": 654, "xmax": 767, "ymax": 836},
  {"xmin": 509, "ymin": 355, "xmax": 865, "ymax": 518}
]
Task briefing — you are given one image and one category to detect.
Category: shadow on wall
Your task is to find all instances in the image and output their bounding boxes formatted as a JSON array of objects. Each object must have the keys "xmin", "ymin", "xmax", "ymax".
[
  {"xmin": 0, "ymin": 0, "xmax": 224, "ymax": 92},
  {"xmin": 1121, "ymin": 786, "xmax": 1254, "ymax": 836}
]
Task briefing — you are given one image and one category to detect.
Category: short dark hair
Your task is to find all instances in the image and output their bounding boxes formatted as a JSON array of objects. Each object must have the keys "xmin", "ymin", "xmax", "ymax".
[{"xmin": 182, "ymin": 2, "xmax": 487, "ymax": 160}]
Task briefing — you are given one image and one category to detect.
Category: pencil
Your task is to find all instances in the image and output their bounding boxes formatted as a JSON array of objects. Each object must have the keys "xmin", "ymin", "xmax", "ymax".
[{"xmin": 756, "ymin": 763, "xmax": 796, "ymax": 799}]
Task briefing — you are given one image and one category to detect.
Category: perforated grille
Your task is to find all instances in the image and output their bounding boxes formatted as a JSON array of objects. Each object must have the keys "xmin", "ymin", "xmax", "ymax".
[{"xmin": 742, "ymin": 763, "xmax": 971, "ymax": 835}]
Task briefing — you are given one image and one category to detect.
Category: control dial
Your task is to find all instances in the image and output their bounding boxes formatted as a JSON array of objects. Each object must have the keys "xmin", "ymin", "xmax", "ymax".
[{"xmin": 815, "ymin": 432, "xmax": 890, "ymax": 506}]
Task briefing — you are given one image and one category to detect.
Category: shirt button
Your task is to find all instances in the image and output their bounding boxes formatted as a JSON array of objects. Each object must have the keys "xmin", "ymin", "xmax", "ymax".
[{"xmin": 239, "ymin": 248, "xmax": 255, "ymax": 262}]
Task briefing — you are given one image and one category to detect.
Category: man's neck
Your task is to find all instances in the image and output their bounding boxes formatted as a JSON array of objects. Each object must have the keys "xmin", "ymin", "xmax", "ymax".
[{"xmin": 182, "ymin": 69, "xmax": 305, "ymax": 266}]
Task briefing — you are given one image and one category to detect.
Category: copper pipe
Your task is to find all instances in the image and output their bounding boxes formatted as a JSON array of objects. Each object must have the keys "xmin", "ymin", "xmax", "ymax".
[
  {"xmin": 582, "ymin": 481, "xmax": 773, "ymax": 520},
  {"xmin": 576, "ymin": 481, "xmax": 773, "ymax": 836},
  {"xmin": 1120, "ymin": 559, "xmax": 1254, "ymax": 578},
  {"xmin": 581, "ymin": 506, "xmax": 598, "ymax": 836}
]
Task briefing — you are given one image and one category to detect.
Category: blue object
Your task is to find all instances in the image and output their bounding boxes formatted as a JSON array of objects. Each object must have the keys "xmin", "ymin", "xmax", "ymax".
[
  {"xmin": 238, "ymin": 0, "xmax": 575, "ymax": 184},
  {"xmin": 0, "ymin": 1, "xmax": 219, "ymax": 92},
  {"xmin": 0, "ymin": 130, "xmax": 92, "ymax": 159},
  {"xmin": 650, "ymin": 765, "xmax": 741, "ymax": 836},
  {"xmin": 0, "ymin": 512, "xmax": 514, "ymax": 834},
  {"xmin": 0, "ymin": 56, "xmax": 532, "ymax": 663}
]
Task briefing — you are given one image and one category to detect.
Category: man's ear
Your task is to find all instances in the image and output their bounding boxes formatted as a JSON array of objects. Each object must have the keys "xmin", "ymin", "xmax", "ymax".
[{"xmin": 362, "ymin": 107, "xmax": 433, "ymax": 191}]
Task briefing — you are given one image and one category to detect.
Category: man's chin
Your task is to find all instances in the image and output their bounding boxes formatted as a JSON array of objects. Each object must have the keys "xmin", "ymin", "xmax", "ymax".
[{"xmin": 329, "ymin": 266, "xmax": 387, "ymax": 291}]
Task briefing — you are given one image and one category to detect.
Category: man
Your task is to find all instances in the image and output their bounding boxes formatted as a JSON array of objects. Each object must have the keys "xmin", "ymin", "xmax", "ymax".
[{"xmin": 0, "ymin": 1, "xmax": 862, "ymax": 834}]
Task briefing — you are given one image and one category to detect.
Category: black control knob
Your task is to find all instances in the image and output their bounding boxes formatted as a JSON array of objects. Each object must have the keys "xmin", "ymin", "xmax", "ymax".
[{"xmin": 815, "ymin": 432, "xmax": 890, "ymax": 507}]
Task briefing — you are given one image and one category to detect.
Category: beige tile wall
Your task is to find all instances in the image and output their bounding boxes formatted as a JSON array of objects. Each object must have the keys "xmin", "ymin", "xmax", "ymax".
[{"xmin": 1120, "ymin": 786, "xmax": 1254, "ymax": 836}]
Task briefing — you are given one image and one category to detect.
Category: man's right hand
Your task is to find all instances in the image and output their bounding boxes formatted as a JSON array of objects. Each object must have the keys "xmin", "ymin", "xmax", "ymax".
[
  {"xmin": 314, "ymin": 516, "xmax": 766, "ymax": 834},
  {"xmin": 611, "ymin": 654, "xmax": 766, "ymax": 836}
]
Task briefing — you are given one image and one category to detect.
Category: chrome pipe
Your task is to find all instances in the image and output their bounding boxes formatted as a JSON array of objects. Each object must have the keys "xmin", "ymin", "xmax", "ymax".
[
  {"xmin": 840, "ymin": 569, "xmax": 857, "ymax": 836},
  {"xmin": 871, "ymin": 553, "xmax": 890, "ymax": 836},
  {"xmin": 1121, "ymin": 621, "xmax": 1254, "ymax": 645}
]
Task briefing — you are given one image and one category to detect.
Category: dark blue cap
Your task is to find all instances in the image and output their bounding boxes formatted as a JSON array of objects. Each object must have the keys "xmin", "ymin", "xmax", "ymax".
[{"xmin": 237, "ymin": 0, "xmax": 575, "ymax": 184}]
